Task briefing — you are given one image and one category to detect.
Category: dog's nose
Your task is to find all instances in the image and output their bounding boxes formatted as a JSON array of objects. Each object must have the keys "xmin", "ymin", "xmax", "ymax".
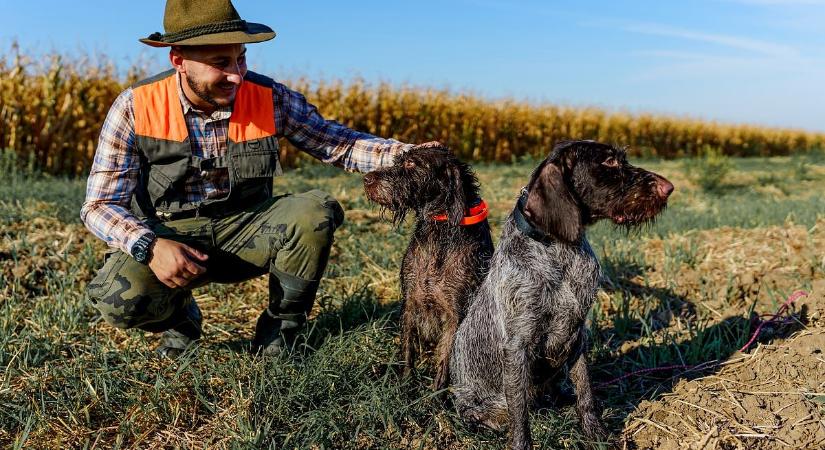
[{"xmin": 657, "ymin": 178, "xmax": 674, "ymax": 199}]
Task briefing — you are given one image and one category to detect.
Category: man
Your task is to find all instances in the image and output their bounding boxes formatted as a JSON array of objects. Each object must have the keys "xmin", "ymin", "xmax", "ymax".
[{"xmin": 81, "ymin": 0, "xmax": 439, "ymax": 357}]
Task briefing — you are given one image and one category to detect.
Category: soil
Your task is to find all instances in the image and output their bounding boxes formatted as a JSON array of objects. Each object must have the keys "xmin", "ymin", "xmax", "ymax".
[
  {"xmin": 621, "ymin": 279, "xmax": 825, "ymax": 450},
  {"xmin": 639, "ymin": 219, "xmax": 823, "ymax": 312}
]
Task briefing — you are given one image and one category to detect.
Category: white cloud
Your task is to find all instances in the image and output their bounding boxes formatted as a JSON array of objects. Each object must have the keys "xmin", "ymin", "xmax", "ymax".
[
  {"xmin": 726, "ymin": 0, "xmax": 825, "ymax": 5},
  {"xmin": 622, "ymin": 23, "xmax": 799, "ymax": 58}
]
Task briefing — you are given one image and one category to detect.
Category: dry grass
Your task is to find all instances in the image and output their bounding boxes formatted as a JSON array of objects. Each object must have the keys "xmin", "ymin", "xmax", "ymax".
[{"xmin": 1, "ymin": 155, "xmax": 824, "ymax": 448}]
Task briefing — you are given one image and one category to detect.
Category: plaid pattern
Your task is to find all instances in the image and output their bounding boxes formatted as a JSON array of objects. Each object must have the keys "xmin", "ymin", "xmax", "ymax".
[{"xmin": 81, "ymin": 73, "xmax": 417, "ymax": 255}]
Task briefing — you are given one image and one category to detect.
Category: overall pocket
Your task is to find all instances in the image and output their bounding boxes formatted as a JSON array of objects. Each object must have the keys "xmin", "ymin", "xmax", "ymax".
[
  {"xmin": 86, "ymin": 251, "xmax": 130, "ymax": 303},
  {"xmin": 232, "ymin": 149, "xmax": 281, "ymax": 179}
]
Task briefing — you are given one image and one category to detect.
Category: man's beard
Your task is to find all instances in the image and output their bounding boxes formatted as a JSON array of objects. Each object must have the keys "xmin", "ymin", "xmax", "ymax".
[{"xmin": 185, "ymin": 75, "xmax": 224, "ymax": 110}]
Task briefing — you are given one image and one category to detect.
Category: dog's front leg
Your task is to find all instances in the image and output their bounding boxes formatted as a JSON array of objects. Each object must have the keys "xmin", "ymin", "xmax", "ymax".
[
  {"xmin": 432, "ymin": 320, "xmax": 456, "ymax": 391},
  {"xmin": 570, "ymin": 348, "xmax": 607, "ymax": 444},
  {"xmin": 399, "ymin": 308, "xmax": 417, "ymax": 377},
  {"xmin": 504, "ymin": 338, "xmax": 533, "ymax": 450}
]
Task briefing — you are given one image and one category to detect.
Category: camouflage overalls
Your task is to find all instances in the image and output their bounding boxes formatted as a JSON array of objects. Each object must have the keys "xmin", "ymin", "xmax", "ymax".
[{"xmin": 87, "ymin": 190, "xmax": 344, "ymax": 338}]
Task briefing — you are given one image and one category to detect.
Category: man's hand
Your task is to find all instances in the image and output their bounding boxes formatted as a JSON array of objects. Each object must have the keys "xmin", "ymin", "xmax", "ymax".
[
  {"xmin": 411, "ymin": 141, "xmax": 446, "ymax": 151},
  {"xmin": 148, "ymin": 238, "xmax": 209, "ymax": 289}
]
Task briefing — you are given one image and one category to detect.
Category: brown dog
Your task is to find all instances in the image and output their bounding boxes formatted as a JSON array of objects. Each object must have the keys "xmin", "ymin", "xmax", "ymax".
[{"xmin": 363, "ymin": 147, "xmax": 493, "ymax": 389}]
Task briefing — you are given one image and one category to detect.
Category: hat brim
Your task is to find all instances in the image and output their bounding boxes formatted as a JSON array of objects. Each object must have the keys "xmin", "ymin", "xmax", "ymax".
[{"xmin": 139, "ymin": 22, "xmax": 276, "ymax": 47}]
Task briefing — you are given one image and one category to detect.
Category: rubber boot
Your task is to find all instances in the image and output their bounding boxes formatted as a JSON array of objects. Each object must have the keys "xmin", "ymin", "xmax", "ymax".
[
  {"xmin": 156, "ymin": 299, "xmax": 202, "ymax": 359},
  {"xmin": 251, "ymin": 270, "xmax": 320, "ymax": 356}
]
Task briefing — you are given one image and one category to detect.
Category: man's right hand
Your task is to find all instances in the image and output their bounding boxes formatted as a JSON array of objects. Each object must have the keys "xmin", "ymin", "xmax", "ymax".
[{"xmin": 148, "ymin": 238, "xmax": 209, "ymax": 289}]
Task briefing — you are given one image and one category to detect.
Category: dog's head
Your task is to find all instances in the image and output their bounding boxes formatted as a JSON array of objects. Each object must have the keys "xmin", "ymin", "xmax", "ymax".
[
  {"xmin": 363, "ymin": 147, "xmax": 480, "ymax": 226},
  {"xmin": 523, "ymin": 140, "xmax": 674, "ymax": 242}
]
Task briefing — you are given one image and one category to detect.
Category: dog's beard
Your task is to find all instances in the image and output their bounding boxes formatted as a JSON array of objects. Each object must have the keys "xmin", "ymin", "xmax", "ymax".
[
  {"xmin": 387, "ymin": 205, "xmax": 410, "ymax": 228},
  {"xmin": 607, "ymin": 201, "xmax": 667, "ymax": 238}
]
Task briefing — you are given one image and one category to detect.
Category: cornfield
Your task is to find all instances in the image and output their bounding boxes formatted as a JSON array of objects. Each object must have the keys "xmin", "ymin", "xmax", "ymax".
[{"xmin": 2, "ymin": 43, "xmax": 824, "ymax": 176}]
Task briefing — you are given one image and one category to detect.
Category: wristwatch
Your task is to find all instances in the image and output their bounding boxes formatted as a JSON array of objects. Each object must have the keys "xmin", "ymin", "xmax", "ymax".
[{"xmin": 131, "ymin": 233, "xmax": 156, "ymax": 265}]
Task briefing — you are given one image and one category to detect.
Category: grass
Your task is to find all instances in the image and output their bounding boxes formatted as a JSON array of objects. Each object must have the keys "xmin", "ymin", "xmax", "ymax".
[{"xmin": 0, "ymin": 155, "xmax": 823, "ymax": 449}]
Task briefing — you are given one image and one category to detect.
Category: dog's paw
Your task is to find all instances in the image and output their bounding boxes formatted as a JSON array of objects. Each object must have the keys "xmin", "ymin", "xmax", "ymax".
[
  {"xmin": 507, "ymin": 433, "xmax": 532, "ymax": 450},
  {"xmin": 581, "ymin": 416, "xmax": 609, "ymax": 446}
]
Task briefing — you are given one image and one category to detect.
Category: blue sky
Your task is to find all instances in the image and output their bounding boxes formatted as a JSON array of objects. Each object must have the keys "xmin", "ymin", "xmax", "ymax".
[{"xmin": 2, "ymin": 0, "xmax": 824, "ymax": 131}]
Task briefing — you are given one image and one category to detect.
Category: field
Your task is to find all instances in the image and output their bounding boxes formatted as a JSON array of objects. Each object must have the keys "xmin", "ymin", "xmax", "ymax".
[
  {"xmin": 1, "ymin": 153, "xmax": 824, "ymax": 449},
  {"xmin": 2, "ymin": 45, "xmax": 825, "ymax": 177}
]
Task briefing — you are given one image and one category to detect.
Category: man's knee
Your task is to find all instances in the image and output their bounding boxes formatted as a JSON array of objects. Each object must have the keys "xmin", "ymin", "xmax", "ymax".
[
  {"xmin": 86, "ymin": 254, "xmax": 175, "ymax": 329},
  {"xmin": 284, "ymin": 190, "xmax": 345, "ymax": 245},
  {"xmin": 89, "ymin": 288, "xmax": 155, "ymax": 329}
]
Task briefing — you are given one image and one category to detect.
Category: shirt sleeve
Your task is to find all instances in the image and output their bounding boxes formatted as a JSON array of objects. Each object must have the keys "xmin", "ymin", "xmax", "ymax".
[
  {"xmin": 79, "ymin": 88, "xmax": 155, "ymax": 254},
  {"xmin": 272, "ymin": 82, "xmax": 414, "ymax": 173}
]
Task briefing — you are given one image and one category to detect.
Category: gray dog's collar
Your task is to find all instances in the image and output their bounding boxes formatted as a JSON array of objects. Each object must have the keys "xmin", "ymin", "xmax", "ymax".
[{"xmin": 512, "ymin": 189, "xmax": 555, "ymax": 246}]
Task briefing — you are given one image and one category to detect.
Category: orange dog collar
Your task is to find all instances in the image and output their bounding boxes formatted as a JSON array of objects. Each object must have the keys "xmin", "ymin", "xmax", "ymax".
[{"xmin": 432, "ymin": 199, "xmax": 489, "ymax": 226}]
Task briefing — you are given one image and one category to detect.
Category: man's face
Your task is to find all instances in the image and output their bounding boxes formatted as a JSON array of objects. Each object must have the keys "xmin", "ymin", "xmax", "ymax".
[{"xmin": 172, "ymin": 44, "xmax": 248, "ymax": 111}]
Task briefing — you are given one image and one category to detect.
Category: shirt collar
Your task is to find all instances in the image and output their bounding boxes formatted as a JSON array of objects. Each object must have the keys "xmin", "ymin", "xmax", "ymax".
[{"xmin": 175, "ymin": 72, "xmax": 233, "ymax": 121}]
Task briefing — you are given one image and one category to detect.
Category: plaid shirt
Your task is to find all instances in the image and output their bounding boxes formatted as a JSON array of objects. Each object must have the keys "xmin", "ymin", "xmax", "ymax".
[{"xmin": 81, "ymin": 73, "xmax": 418, "ymax": 255}]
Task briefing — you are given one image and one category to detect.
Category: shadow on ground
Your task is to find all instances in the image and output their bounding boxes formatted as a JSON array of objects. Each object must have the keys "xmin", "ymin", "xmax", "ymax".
[{"xmin": 590, "ymin": 262, "xmax": 808, "ymax": 434}]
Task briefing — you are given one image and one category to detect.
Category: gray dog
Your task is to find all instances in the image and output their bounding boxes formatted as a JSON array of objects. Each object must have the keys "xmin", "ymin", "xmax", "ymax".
[{"xmin": 450, "ymin": 140, "xmax": 674, "ymax": 449}]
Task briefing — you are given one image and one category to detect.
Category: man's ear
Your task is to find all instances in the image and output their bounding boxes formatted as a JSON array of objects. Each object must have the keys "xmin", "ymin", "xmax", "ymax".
[
  {"xmin": 169, "ymin": 47, "xmax": 186, "ymax": 73},
  {"xmin": 523, "ymin": 161, "xmax": 582, "ymax": 242}
]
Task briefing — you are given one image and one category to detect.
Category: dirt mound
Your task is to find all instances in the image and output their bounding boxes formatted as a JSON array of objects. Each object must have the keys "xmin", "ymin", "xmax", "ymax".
[
  {"xmin": 641, "ymin": 219, "xmax": 823, "ymax": 307},
  {"xmin": 622, "ymin": 279, "xmax": 825, "ymax": 450}
]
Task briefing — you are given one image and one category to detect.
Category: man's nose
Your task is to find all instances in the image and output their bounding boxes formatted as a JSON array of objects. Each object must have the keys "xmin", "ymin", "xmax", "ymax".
[{"xmin": 226, "ymin": 63, "xmax": 243, "ymax": 84}]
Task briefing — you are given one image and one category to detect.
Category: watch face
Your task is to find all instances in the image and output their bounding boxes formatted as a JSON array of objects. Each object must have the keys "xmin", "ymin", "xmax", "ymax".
[
  {"xmin": 134, "ymin": 247, "xmax": 147, "ymax": 263},
  {"xmin": 132, "ymin": 234, "xmax": 155, "ymax": 264}
]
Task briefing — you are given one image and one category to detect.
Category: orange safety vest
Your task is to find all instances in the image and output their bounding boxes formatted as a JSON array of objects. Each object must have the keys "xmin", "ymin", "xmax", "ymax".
[{"xmin": 130, "ymin": 69, "xmax": 281, "ymax": 220}]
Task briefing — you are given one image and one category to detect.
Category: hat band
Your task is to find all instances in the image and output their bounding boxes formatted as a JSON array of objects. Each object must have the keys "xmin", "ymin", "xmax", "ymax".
[{"xmin": 156, "ymin": 19, "xmax": 249, "ymax": 43}]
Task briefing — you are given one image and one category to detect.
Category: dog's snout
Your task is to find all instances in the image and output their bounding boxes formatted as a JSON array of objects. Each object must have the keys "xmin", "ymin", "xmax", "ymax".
[
  {"xmin": 363, "ymin": 172, "xmax": 377, "ymax": 187},
  {"xmin": 656, "ymin": 177, "xmax": 674, "ymax": 199}
]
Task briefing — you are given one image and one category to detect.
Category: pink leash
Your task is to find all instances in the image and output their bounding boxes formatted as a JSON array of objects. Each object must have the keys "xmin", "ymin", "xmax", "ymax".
[
  {"xmin": 737, "ymin": 290, "xmax": 808, "ymax": 352},
  {"xmin": 595, "ymin": 290, "xmax": 809, "ymax": 389}
]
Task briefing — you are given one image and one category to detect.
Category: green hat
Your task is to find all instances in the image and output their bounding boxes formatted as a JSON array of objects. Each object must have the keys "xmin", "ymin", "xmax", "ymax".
[{"xmin": 140, "ymin": 0, "xmax": 275, "ymax": 47}]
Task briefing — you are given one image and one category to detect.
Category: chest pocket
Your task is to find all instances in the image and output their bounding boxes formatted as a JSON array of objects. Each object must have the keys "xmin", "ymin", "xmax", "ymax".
[
  {"xmin": 231, "ymin": 139, "xmax": 282, "ymax": 179},
  {"xmin": 146, "ymin": 157, "xmax": 191, "ymax": 205}
]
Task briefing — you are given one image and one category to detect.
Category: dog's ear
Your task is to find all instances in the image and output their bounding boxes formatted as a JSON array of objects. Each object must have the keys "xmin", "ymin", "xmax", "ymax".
[
  {"xmin": 446, "ymin": 163, "xmax": 467, "ymax": 226},
  {"xmin": 524, "ymin": 160, "xmax": 582, "ymax": 242}
]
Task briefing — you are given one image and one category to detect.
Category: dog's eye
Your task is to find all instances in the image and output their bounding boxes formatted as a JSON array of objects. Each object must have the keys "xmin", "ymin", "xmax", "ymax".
[
  {"xmin": 602, "ymin": 157, "xmax": 619, "ymax": 168},
  {"xmin": 403, "ymin": 160, "xmax": 416, "ymax": 169}
]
